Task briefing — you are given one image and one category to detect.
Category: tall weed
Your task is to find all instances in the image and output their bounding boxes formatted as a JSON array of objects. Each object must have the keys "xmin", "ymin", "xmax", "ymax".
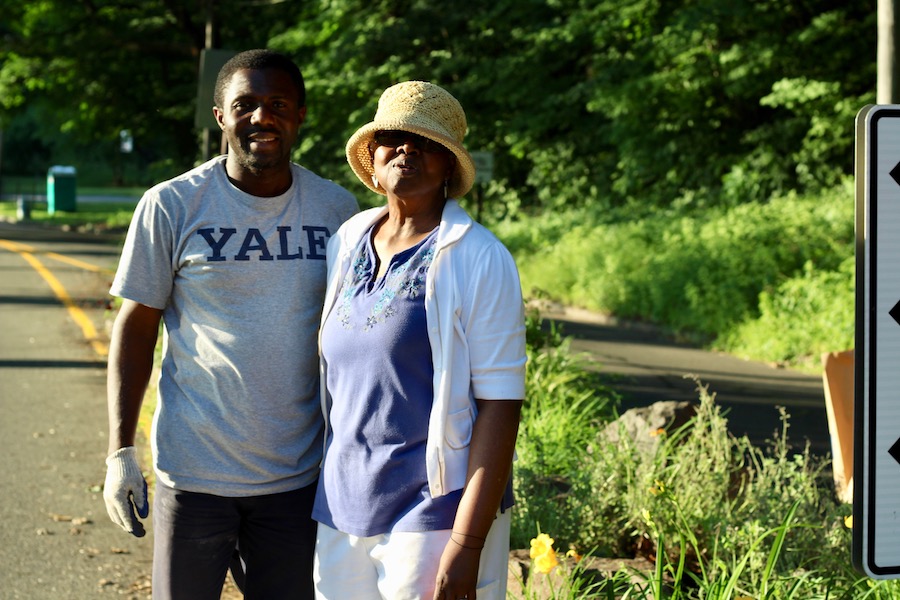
[
  {"xmin": 512, "ymin": 307, "xmax": 619, "ymax": 549},
  {"xmin": 512, "ymin": 318, "xmax": 900, "ymax": 598}
]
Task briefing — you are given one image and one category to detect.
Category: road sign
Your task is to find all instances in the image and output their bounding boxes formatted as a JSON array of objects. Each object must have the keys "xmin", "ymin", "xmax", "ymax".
[
  {"xmin": 194, "ymin": 49, "xmax": 237, "ymax": 130},
  {"xmin": 855, "ymin": 104, "xmax": 900, "ymax": 579},
  {"xmin": 471, "ymin": 151, "xmax": 494, "ymax": 184}
]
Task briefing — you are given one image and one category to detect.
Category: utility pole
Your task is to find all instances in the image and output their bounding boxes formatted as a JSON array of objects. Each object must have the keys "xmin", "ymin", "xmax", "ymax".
[
  {"xmin": 200, "ymin": 0, "xmax": 222, "ymax": 161},
  {"xmin": 878, "ymin": 0, "xmax": 900, "ymax": 103}
]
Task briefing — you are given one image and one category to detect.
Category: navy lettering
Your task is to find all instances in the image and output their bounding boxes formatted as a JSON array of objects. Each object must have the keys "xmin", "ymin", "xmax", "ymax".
[
  {"xmin": 197, "ymin": 228, "xmax": 237, "ymax": 262},
  {"xmin": 234, "ymin": 228, "xmax": 274, "ymax": 261},
  {"xmin": 304, "ymin": 226, "xmax": 330, "ymax": 260},
  {"xmin": 276, "ymin": 226, "xmax": 303, "ymax": 260},
  {"xmin": 196, "ymin": 226, "xmax": 331, "ymax": 262}
]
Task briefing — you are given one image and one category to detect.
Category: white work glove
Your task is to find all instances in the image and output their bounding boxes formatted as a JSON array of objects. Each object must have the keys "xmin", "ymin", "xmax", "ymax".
[{"xmin": 103, "ymin": 446, "xmax": 150, "ymax": 537}]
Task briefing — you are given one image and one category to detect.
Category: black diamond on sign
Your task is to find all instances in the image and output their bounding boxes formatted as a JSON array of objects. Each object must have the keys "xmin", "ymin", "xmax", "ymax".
[
  {"xmin": 891, "ymin": 161, "xmax": 900, "ymax": 187},
  {"xmin": 890, "ymin": 438, "xmax": 900, "ymax": 467},
  {"xmin": 892, "ymin": 300, "xmax": 900, "ymax": 326}
]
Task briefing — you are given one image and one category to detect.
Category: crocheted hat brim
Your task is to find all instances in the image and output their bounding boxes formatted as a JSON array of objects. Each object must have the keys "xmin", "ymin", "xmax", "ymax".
[{"xmin": 346, "ymin": 81, "xmax": 476, "ymax": 199}]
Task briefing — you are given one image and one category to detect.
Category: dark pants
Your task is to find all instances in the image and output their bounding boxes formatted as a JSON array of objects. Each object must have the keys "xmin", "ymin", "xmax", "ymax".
[{"xmin": 152, "ymin": 480, "xmax": 318, "ymax": 600}]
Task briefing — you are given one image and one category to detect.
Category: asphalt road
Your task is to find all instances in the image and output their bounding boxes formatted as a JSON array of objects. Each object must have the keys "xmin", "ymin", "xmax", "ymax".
[
  {"xmin": 542, "ymin": 305, "xmax": 833, "ymax": 455},
  {"xmin": 0, "ymin": 220, "xmax": 835, "ymax": 597},
  {"xmin": 0, "ymin": 222, "xmax": 154, "ymax": 598}
]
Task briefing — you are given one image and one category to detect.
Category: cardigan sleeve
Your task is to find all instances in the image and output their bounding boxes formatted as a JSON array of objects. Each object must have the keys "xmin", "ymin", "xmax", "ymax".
[{"xmin": 458, "ymin": 237, "xmax": 527, "ymax": 401}]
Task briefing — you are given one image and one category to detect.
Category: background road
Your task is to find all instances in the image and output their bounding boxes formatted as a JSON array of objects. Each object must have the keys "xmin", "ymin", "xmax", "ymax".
[
  {"xmin": 542, "ymin": 305, "xmax": 833, "ymax": 455},
  {"xmin": 0, "ymin": 222, "xmax": 154, "ymax": 598},
  {"xmin": 0, "ymin": 221, "xmax": 835, "ymax": 597}
]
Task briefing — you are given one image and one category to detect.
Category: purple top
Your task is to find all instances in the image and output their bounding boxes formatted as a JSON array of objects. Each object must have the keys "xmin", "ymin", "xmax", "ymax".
[{"xmin": 313, "ymin": 226, "xmax": 463, "ymax": 535}]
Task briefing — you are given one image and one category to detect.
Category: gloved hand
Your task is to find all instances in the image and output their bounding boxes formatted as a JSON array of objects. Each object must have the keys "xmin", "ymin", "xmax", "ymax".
[{"xmin": 103, "ymin": 446, "xmax": 149, "ymax": 537}]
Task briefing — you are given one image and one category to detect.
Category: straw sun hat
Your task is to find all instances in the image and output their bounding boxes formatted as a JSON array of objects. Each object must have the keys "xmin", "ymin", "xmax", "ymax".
[{"xmin": 346, "ymin": 81, "xmax": 476, "ymax": 199}]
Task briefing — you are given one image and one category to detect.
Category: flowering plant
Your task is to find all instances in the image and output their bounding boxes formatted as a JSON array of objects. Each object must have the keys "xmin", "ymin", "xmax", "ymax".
[{"xmin": 530, "ymin": 533, "xmax": 560, "ymax": 574}]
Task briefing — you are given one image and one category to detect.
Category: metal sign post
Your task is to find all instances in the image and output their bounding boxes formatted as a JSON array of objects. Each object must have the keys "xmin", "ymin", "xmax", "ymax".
[{"xmin": 855, "ymin": 104, "xmax": 900, "ymax": 579}]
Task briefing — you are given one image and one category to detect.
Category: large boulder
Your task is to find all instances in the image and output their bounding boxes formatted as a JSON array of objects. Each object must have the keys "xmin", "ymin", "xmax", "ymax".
[{"xmin": 599, "ymin": 400, "xmax": 697, "ymax": 455}]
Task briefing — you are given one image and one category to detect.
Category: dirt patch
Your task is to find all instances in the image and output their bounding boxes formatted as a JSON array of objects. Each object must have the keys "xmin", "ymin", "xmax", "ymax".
[{"xmin": 507, "ymin": 550, "xmax": 654, "ymax": 599}]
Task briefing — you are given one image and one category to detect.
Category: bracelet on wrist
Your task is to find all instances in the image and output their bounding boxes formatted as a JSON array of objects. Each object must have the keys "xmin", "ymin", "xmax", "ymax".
[{"xmin": 450, "ymin": 532, "xmax": 485, "ymax": 550}]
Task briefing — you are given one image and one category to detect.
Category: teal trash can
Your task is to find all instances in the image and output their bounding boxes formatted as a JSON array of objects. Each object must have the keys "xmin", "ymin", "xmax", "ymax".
[{"xmin": 47, "ymin": 165, "xmax": 77, "ymax": 214}]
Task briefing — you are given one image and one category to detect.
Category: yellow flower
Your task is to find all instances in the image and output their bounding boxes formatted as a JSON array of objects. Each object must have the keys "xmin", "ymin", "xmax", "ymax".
[
  {"xmin": 534, "ymin": 549, "xmax": 559, "ymax": 574},
  {"xmin": 566, "ymin": 546, "xmax": 583, "ymax": 562},
  {"xmin": 530, "ymin": 533, "xmax": 554, "ymax": 557},
  {"xmin": 531, "ymin": 533, "xmax": 554, "ymax": 558},
  {"xmin": 530, "ymin": 533, "xmax": 559, "ymax": 574},
  {"xmin": 845, "ymin": 515, "xmax": 853, "ymax": 529}
]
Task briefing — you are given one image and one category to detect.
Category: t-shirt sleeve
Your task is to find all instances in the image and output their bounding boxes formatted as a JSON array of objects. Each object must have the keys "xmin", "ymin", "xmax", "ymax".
[{"xmin": 109, "ymin": 192, "xmax": 175, "ymax": 310}]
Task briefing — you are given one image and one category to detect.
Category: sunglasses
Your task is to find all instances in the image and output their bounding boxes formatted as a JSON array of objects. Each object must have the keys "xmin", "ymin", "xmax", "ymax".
[{"xmin": 372, "ymin": 130, "xmax": 450, "ymax": 154}]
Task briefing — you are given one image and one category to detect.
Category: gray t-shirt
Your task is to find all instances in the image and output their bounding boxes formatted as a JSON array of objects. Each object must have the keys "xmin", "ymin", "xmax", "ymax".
[{"xmin": 111, "ymin": 156, "xmax": 358, "ymax": 496}]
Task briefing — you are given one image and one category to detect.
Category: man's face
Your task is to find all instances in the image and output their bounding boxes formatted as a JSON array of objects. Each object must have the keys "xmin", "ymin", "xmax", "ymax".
[{"xmin": 213, "ymin": 68, "xmax": 306, "ymax": 175}]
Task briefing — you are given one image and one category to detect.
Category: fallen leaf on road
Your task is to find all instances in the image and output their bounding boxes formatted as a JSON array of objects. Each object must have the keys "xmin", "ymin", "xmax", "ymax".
[{"xmin": 49, "ymin": 513, "xmax": 72, "ymax": 522}]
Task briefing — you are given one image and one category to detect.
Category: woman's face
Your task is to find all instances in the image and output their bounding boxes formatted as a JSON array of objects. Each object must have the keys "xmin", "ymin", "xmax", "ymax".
[{"xmin": 371, "ymin": 131, "xmax": 456, "ymax": 202}]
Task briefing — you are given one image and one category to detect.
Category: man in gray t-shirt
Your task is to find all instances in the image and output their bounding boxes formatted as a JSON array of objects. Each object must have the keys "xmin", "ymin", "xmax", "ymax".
[{"xmin": 102, "ymin": 49, "xmax": 357, "ymax": 599}]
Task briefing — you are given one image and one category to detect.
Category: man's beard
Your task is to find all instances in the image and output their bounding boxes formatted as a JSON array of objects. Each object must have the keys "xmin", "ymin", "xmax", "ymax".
[{"xmin": 231, "ymin": 135, "xmax": 289, "ymax": 172}]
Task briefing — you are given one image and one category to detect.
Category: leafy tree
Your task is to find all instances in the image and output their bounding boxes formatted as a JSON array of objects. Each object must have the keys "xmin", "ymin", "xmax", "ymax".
[
  {"xmin": 0, "ymin": 0, "xmax": 875, "ymax": 212},
  {"xmin": 273, "ymin": 0, "xmax": 873, "ymax": 215},
  {"xmin": 0, "ymin": 0, "xmax": 291, "ymax": 184},
  {"xmin": 584, "ymin": 0, "xmax": 873, "ymax": 212}
]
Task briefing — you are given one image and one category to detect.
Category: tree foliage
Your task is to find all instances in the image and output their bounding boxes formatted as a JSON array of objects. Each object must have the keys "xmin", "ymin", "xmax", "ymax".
[
  {"xmin": 0, "ymin": 0, "xmax": 289, "ymax": 182},
  {"xmin": 0, "ymin": 0, "xmax": 875, "ymax": 210}
]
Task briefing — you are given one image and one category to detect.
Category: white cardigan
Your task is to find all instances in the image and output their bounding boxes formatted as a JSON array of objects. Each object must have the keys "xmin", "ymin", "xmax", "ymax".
[{"xmin": 319, "ymin": 200, "xmax": 526, "ymax": 498}]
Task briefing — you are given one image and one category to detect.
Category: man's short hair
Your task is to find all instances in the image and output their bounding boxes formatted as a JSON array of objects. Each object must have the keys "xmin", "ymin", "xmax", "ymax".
[{"xmin": 214, "ymin": 49, "xmax": 306, "ymax": 108}]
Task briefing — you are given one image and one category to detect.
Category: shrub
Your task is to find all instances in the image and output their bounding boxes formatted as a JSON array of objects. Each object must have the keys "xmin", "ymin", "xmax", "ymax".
[
  {"xmin": 717, "ymin": 256, "xmax": 854, "ymax": 370},
  {"xmin": 512, "ymin": 306, "xmax": 619, "ymax": 549},
  {"xmin": 502, "ymin": 181, "xmax": 854, "ymax": 368},
  {"xmin": 512, "ymin": 364, "xmax": 895, "ymax": 597}
]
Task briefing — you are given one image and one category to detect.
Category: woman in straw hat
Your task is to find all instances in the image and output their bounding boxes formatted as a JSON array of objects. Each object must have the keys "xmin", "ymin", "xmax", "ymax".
[{"xmin": 312, "ymin": 81, "xmax": 526, "ymax": 600}]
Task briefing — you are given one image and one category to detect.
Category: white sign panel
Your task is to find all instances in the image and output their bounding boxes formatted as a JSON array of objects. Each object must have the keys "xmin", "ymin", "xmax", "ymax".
[{"xmin": 855, "ymin": 105, "xmax": 900, "ymax": 578}]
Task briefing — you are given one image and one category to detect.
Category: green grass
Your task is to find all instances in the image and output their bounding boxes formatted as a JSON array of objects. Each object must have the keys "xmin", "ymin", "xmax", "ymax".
[
  {"xmin": 495, "ymin": 180, "xmax": 854, "ymax": 371},
  {"xmin": 0, "ymin": 200, "xmax": 138, "ymax": 232},
  {"xmin": 1, "ymin": 174, "xmax": 144, "ymax": 196},
  {"xmin": 77, "ymin": 186, "xmax": 144, "ymax": 198}
]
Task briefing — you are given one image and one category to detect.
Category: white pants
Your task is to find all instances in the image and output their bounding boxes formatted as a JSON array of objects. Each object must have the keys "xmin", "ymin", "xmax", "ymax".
[{"xmin": 313, "ymin": 511, "xmax": 510, "ymax": 600}]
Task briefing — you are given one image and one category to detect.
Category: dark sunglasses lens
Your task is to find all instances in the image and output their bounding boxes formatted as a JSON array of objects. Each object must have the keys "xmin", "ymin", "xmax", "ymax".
[
  {"xmin": 374, "ymin": 131, "xmax": 408, "ymax": 147},
  {"xmin": 375, "ymin": 131, "xmax": 448, "ymax": 153},
  {"xmin": 420, "ymin": 138, "xmax": 448, "ymax": 153}
]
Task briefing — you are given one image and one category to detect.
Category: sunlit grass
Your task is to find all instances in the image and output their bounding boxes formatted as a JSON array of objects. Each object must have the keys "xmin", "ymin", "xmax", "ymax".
[{"xmin": 0, "ymin": 200, "xmax": 138, "ymax": 231}]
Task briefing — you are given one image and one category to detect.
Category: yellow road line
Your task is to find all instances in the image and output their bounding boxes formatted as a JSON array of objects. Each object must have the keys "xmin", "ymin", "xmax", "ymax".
[
  {"xmin": 46, "ymin": 251, "xmax": 112, "ymax": 274},
  {"xmin": 0, "ymin": 238, "xmax": 113, "ymax": 273},
  {"xmin": 0, "ymin": 239, "xmax": 109, "ymax": 357}
]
